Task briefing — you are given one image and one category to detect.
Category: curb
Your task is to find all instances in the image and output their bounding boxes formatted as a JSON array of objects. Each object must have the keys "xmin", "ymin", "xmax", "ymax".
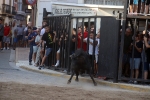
[{"xmin": 20, "ymin": 66, "xmax": 150, "ymax": 92}]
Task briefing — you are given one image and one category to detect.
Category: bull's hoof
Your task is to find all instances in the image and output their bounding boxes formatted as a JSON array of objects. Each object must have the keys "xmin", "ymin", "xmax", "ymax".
[
  {"xmin": 94, "ymin": 82, "xmax": 97, "ymax": 86},
  {"xmin": 75, "ymin": 79, "xmax": 79, "ymax": 82},
  {"xmin": 67, "ymin": 80, "xmax": 71, "ymax": 84}
]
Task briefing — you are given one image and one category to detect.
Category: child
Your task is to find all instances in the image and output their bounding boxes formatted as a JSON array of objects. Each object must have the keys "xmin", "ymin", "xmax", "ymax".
[
  {"xmin": 129, "ymin": 0, "xmax": 138, "ymax": 14},
  {"xmin": 145, "ymin": 0, "xmax": 150, "ymax": 14},
  {"xmin": 129, "ymin": 34, "xmax": 143, "ymax": 84},
  {"xmin": 84, "ymin": 32, "xmax": 99, "ymax": 75}
]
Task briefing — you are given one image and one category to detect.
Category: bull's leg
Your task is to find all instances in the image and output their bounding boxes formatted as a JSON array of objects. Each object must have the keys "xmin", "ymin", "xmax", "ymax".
[
  {"xmin": 75, "ymin": 71, "xmax": 79, "ymax": 82},
  {"xmin": 89, "ymin": 73, "xmax": 97, "ymax": 86},
  {"xmin": 67, "ymin": 71, "xmax": 74, "ymax": 84}
]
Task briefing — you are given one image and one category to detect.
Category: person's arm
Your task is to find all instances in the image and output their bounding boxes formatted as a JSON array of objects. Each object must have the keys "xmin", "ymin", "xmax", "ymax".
[
  {"xmin": 144, "ymin": 37, "xmax": 150, "ymax": 48},
  {"xmin": 53, "ymin": 31, "xmax": 56, "ymax": 42},
  {"xmin": 35, "ymin": 36, "xmax": 40, "ymax": 45},
  {"xmin": 83, "ymin": 38, "xmax": 87, "ymax": 42},
  {"xmin": 134, "ymin": 43, "xmax": 142, "ymax": 53},
  {"xmin": 28, "ymin": 36, "xmax": 35, "ymax": 42}
]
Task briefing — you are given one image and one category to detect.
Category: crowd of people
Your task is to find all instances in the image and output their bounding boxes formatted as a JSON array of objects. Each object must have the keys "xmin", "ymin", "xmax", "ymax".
[
  {"xmin": 129, "ymin": 0, "xmax": 150, "ymax": 14},
  {"xmin": 122, "ymin": 24, "xmax": 150, "ymax": 84},
  {"xmin": 21, "ymin": 20, "xmax": 101, "ymax": 77}
]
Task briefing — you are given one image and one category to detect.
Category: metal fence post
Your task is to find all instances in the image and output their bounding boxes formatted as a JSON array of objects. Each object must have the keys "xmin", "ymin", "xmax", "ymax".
[
  {"xmin": 67, "ymin": 14, "xmax": 73, "ymax": 74},
  {"xmin": 118, "ymin": 0, "xmax": 128, "ymax": 80}
]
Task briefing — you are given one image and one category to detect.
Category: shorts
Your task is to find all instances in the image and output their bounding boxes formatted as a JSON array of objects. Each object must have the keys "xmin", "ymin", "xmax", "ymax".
[
  {"xmin": 3, "ymin": 36, "xmax": 10, "ymax": 43},
  {"xmin": 95, "ymin": 54, "xmax": 98, "ymax": 63},
  {"xmin": 33, "ymin": 46, "xmax": 38, "ymax": 53},
  {"xmin": 57, "ymin": 48, "xmax": 60, "ymax": 53},
  {"xmin": 17, "ymin": 35, "xmax": 23, "ymax": 41},
  {"xmin": 13, "ymin": 37, "xmax": 17, "ymax": 43},
  {"xmin": 146, "ymin": 0, "xmax": 150, "ymax": 5},
  {"xmin": 89, "ymin": 55, "xmax": 95, "ymax": 65},
  {"xmin": 130, "ymin": 0, "xmax": 139, "ymax": 5},
  {"xmin": 144, "ymin": 62, "xmax": 150, "ymax": 71},
  {"xmin": 130, "ymin": 58, "xmax": 141, "ymax": 69},
  {"xmin": 45, "ymin": 48, "xmax": 52, "ymax": 57},
  {"xmin": 0, "ymin": 36, "xmax": 3, "ymax": 42}
]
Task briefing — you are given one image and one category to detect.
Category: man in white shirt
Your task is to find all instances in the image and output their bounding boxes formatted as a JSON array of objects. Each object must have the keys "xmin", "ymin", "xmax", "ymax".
[{"xmin": 34, "ymin": 28, "xmax": 42, "ymax": 66}]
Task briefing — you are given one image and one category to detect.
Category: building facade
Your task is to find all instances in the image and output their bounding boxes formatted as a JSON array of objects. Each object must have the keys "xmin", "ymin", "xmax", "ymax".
[
  {"xmin": 0, "ymin": 0, "xmax": 16, "ymax": 25},
  {"xmin": 0, "ymin": 0, "xmax": 27, "ymax": 26},
  {"xmin": 36, "ymin": 0, "xmax": 124, "ymax": 28}
]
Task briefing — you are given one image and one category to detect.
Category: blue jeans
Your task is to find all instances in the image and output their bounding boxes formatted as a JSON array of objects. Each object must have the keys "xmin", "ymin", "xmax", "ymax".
[{"xmin": 29, "ymin": 45, "xmax": 33, "ymax": 62}]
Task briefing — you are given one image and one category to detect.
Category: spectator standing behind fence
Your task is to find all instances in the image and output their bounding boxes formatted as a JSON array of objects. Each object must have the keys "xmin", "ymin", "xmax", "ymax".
[
  {"xmin": 38, "ymin": 26, "xmax": 56, "ymax": 70},
  {"xmin": 145, "ymin": 0, "xmax": 150, "ymax": 14},
  {"xmin": 3, "ymin": 23, "xmax": 10, "ymax": 50},
  {"xmin": 0, "ymin": 19, "xmax": 4, "ymax": 50},
  {"xmin": 129, "ymin": 34, "xmax": 143, "ymax": 84},
  {"xmin": 144, "ymin": 31, "xmax": 150, "ymax": 80},
  {"xmin": 16, "ymin": 23, "xmax": 24, "ymax": 47},
  {"xmin": 28, "ymin": 27, "xmax": 37, "ymax": 65},
  {"xmin": 95, "ymin": 32, "xmax": 100, "ymax": 76},
  {"xmin": 141, "ymin": 0, "xmax": 145, "ymax": 13},
  {"xmin": 32, "ymin": 27, "xmax": 38, "ymax": 64},
  {"xmin": 84, "ymin": 32, "xmax": 99, "ymax": 75},
  {"xmin": 40, "ymin": 21, "xmax": 47, "ymax": 62},
  {"xmin": 129, "ymin": 0, "xmax": 138, "ymax": 13},
  {"xmin": 77, "ymin": 26, "xmax": 88, "ymax": 51},
  {"xmin": 52, "ymin": 32, "xmax": 68, "ymax": 67},
  {"xmin": 122, "ymin": 28, "xmax": 133, "ymax": 77},
  {"xmin": 33, "ymin": 28, "xmax": 41, "ymax": 66},
  {"xmin": 23, "ymin": 22, "xmax": 32, "ymax": 48},
  {"xmin": 71, "ymin": 28, "xmax": 76, "ymax": 54}
]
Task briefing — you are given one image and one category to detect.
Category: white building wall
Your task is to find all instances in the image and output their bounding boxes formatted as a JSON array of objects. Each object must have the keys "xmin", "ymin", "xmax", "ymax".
[
  {"xmin": 5, "ymin": 0, "xmax": 9, "ymax": 5},
  {"xmin": 36, "ymin": 0, "xmax": 124, "ymax": 28}
]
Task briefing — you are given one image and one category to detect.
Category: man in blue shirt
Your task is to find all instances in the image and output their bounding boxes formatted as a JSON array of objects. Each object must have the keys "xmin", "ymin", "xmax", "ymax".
[{"xmin": 28, "ymin": 27, "xmax": 37, "ymax": 65}]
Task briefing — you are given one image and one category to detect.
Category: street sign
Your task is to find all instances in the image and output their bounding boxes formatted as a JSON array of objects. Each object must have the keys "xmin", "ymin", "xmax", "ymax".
[
  {"xmin": 26, "ymin": 0, "xmax": 37, "ymax": 5},
  {"xmin": 25, "ymin": 9, "xmax": 32, "ymax": 13}
]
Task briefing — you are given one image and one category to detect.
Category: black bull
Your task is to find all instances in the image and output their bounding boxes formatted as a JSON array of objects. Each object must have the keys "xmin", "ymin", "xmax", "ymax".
[{"xmin": 67, "ymin": 49, "xmax": 97, "ymax": 86}]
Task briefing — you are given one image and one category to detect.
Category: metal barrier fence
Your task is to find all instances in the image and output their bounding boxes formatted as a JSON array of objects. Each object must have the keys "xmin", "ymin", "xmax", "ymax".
[
  {"xmin": 118, "ymin": 0, "xmax": 150, "ymax": 83},
  {"xmin": 43, "ymin": 8, "xmax": 121, "ymax": 82},
  {"xmin": 43, "ymin": 1, "xmax": 150, "ymax": 84}
]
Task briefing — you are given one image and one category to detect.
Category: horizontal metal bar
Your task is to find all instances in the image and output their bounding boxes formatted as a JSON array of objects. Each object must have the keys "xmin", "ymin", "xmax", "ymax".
[
  {"xmin": 127, "ymin": 15, "xmax": 150, "ymax": 19},
  {"xmin": 44, "ymin": 15, "xmax": 71, "ymax": 18},
  {"xmin": 71, "ymin": 16, "xmax": 117, "ymax": 19},
  {"xmin": 119, "ymin": 77, "xmax": 150, "ymax": 82}
]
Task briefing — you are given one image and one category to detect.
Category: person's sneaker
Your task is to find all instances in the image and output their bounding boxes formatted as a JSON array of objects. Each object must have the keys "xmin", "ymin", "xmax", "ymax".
[
  {"xmin": 29, "ymin": 62, "xmax": 32, "ymax": 65},
  {"xmin": 38, "ymin": 66, "xmax": 43, "ymax": 70},
  {"xmin": 7, "ymin": 47, "xmax": 10, "ymax": 50},
  {"xmin": 128, "ymin": 80, "xmax": 133, "ymax": 83},
  {"xmin": 3, "ymin": 48, "xmax": 6, "ymax": 50},
  {"xmin": 134, "ymin": 81, "xmax": 138, "ymax": 84}
]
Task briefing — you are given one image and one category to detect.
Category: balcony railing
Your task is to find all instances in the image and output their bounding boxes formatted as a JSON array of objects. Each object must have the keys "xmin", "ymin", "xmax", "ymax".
[
  {"xmin": 84, "ymin": 0, "xmax": 125, "ymax": 6},
  {"xmin": 12, "ymin": 6, "xmax": 17, "ymax": 15},
  {"xmin": 2, "ymin": 4, "xmax": 11, "ymax": 14}
]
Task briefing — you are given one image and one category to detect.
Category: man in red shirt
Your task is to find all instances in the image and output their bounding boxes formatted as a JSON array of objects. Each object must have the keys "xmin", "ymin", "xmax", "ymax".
[
  {"xmin": 3, "ymin": 23, "xmax": 10, "ymax": 50},
  {"xmin": 77, "ymin": 26, "xmax": 88, "ymax": 51}
]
